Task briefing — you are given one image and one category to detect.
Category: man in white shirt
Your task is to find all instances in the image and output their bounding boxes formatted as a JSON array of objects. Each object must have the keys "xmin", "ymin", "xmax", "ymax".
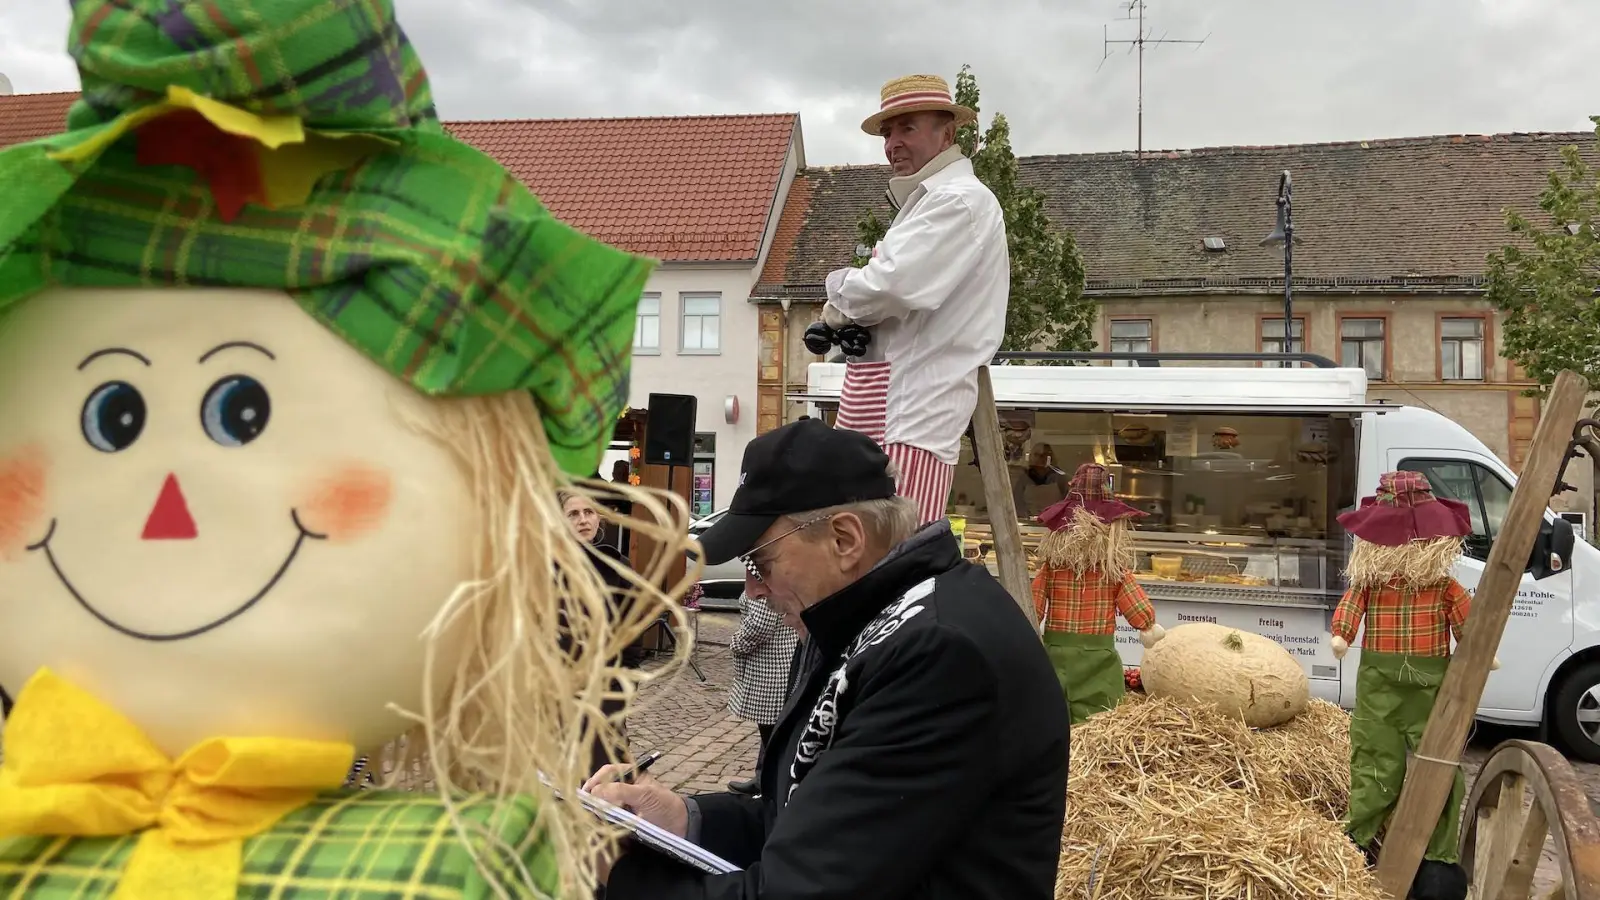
[{"xmin": 821, "ymin": 73, "xmax": 1010, "ymax": 525}]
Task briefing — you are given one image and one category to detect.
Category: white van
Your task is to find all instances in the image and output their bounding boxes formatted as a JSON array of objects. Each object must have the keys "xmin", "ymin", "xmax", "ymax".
[{"xmin": 797, "ymin": 360, "xmax": 1596, "ymax": 759}]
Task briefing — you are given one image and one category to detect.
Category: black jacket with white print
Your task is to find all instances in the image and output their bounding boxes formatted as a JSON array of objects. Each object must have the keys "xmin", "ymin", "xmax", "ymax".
[{"xmin": 605, "ymin": 522, "xmax": 1070, "ymax": 899}]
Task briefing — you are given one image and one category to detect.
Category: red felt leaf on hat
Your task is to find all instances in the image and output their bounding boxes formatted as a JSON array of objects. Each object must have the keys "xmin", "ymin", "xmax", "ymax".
[{"xmin": 135, "ymin": 109, "xmax": 265, "ymax": 223}]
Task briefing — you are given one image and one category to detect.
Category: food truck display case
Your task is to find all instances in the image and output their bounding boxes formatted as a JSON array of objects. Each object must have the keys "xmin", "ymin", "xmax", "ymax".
[{"xmin": 794, "ymin": 356, "xmax": 1391, "ymax": 697}]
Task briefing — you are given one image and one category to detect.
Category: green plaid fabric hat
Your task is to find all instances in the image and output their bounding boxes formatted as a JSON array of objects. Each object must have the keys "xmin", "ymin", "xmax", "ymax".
[{"xmin": 0, "ymin": 0, "xmax": 656, "ymax": 476}]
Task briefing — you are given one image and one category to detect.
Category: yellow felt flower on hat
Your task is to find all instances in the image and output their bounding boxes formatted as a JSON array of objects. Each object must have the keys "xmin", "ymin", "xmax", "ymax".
[
  {"xmin": 48, "ymin": 85, "xmax": 393, "ymax": 218},
  {"xmin": 0, "ymin": 668, "xmax": 354, "ymax": 900}
]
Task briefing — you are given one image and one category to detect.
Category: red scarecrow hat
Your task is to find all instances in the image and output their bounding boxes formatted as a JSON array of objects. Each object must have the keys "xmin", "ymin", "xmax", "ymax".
[
  {"xmin": 1337, "ymin": 470, "xmax": 1472, "ymax": 547},
  {"xmin": 1038, "ymin": 463, "xmax": 1147, "ymax": 530}
]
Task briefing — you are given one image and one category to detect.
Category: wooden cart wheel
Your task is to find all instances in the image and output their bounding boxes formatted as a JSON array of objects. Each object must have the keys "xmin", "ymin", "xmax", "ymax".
[{"xmin": 1460, "ymin": 740, "xmax": 1600, "ymax": 900}]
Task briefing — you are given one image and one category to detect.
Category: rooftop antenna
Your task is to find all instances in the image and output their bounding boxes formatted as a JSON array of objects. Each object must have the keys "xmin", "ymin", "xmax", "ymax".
[{"xmin": 1100, "ymin": 1, "xmax": 1208, "ymax": 159}]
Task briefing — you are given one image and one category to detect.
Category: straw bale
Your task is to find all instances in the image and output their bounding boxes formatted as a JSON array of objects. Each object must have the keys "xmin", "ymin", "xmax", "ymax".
[{"xmin": 1059, "ymin": 695, "xmax": 1380, "ymax": 899}]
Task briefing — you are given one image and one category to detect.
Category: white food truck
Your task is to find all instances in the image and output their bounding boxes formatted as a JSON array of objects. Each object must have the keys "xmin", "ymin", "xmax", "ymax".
[{"xmin": 796, "ymin": 358, "xmax": 1598, "ymax": 759}]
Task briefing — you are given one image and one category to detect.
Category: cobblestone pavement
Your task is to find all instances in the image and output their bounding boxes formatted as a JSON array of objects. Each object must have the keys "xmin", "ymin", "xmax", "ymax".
[
  {"xmin": 627, "ymin": 612, "xmax": 1600, "ymax": 894},
  {"xmin": 627, "ymin": 611, "xmax": 762, "ymax": 795}
]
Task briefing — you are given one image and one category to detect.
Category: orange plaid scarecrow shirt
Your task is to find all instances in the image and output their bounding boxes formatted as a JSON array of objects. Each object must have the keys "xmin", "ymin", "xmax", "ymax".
[
  {"xmin": 1331, "ymin": 578, "xmax": 1472, "ymax": 657},
  {"xmin": 1032, "ymin": 567, "xmax": 1157, "ymax": 636}
]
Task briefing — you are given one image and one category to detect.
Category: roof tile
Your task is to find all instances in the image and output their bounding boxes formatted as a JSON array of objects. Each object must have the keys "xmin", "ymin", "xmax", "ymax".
[
  {"xmin": 0, "ymin": 93, "xmax": 797, "ymax": 263},
  {"xmin": 0, "ymin": 91, "xmax": 76, "ymax": 145},
  {"xmin": 759, "ymin": 132, "xmax": 1600, "ymax": 294},
  {"xmin": 757, "ymin": 174, "xmax": 814, "ymax": 284}
]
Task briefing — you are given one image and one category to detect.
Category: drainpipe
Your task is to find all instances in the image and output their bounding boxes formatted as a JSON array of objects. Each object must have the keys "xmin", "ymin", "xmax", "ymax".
[{"xmin": 779, "ymin": 297, "xmax": 792, "ymax": 426}]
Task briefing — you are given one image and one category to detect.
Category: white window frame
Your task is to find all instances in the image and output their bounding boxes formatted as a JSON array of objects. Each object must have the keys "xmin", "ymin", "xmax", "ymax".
[
  {"xmin": 1340, "ymin": 317, "xmax": 1387, "ymax": 381},
  {"xmin": 1440, "ymin": 317, "xmax": 1486, "ymax": 381},
  {"xmin": 634, "ymin": 292, "xmax": 661, "ymax": 355},
  {"xmin": 679, "ymin": 292, "xmax": 722, "ymax": 355},
  {"xmin": 1261, "ymin": 316, "xmax": 1306, "ymax": 368},
  {"xmin": 1108, "ymin": 318, "xmax": 1153, "ymax": 367}
]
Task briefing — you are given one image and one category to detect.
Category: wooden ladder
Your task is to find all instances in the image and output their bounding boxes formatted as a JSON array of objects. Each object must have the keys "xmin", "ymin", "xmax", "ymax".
[{"xmin": 968, "ymin": 365, "xmax": 1039, "ymax": 630}]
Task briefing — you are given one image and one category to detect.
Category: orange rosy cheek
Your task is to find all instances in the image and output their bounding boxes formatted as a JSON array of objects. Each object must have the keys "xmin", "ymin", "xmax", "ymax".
[
  {"xmin": 299, "ymin": 463, "xmax": 394, "ymax": 543},
  {"xmin": 0, "ymin": 445, "xmax": 48, "ymax": 559}
]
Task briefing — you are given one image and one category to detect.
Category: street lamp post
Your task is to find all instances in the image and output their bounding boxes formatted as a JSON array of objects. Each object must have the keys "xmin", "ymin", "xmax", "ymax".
[{"xmin": 1261, "ymin": 170, "xmax": 1295, "ymax": 363}]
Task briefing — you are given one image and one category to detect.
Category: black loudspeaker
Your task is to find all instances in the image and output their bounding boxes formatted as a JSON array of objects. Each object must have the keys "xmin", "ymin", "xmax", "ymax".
[{"xmin": 645, "ymin": 393, "xmax": 697, "ymax": 466}]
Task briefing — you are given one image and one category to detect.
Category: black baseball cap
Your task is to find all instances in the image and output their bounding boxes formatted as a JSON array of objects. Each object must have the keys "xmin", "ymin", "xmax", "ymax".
[{"xmin": 697, "ymin": 418, "xmax": 897, "ymax": 565}]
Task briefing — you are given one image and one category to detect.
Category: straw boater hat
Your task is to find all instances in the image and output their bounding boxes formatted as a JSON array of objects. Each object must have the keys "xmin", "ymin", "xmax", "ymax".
[
  {"xmin": 1038, "ymin": 463, "xmax": 1147, "ymax": 530},
  {"xmin": 860, "ymin": 74, "xmax": 980, "ymax": 135},
  {"xmin": 1338, "ymin": 471, "xmax": 1472, "ymax": 547}
]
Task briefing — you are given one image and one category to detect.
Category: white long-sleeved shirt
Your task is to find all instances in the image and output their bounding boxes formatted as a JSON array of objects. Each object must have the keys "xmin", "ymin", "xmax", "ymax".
[{"xmin": 825, "ymin": 156, "xmax": 1009, "ymax": 464}]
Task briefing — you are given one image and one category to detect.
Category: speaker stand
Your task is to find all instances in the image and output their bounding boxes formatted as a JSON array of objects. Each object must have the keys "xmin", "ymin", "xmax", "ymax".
[{"xmin": 665, "ymin": 465, "xmax": 706, "ymax": 683}]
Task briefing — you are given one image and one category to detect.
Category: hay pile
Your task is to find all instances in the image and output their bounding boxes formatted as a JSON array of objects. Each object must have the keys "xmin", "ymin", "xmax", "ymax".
[{"xmin": 1059, "ymin": 694, "xmax": 1382, "ymax": 900}]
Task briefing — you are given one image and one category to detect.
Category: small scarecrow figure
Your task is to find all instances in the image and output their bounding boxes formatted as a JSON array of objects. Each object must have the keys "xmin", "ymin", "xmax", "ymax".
[
  {"xmin": 1031, "ymin": 463, "xmax": 1166, "ymax": 724},
  {"xmin": 1332, "ymin": 471, "xmax": 1497, "ymax": 899},
  {"xmin": 0, "ymin": 1, "xmax": 691, "ymax": 897}
]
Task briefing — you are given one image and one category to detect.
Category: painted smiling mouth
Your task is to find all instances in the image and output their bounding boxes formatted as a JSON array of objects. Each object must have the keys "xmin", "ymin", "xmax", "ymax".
[{"xmin": 26, "ymin": 511, "xmax": 327, "ymax": 642}]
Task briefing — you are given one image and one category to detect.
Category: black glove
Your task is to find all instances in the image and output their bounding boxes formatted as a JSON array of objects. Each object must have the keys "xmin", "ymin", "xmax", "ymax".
[
  {"xmin": 803, "ymin": 321, "xmax": 873, "ymax": 358},
  {"xmin": 835, "ymin": 324, "xmax": 872, "ymax": 358},
  {"xmin": 803, "ymin": 321, "xmax": 836, "ymax": 355}
]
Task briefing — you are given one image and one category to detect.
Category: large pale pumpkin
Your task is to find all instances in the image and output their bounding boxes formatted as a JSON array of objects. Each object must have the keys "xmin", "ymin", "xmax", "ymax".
[{"xmin": 1141, "ymin": 622, "xmax": 1309, "ymax": 727}]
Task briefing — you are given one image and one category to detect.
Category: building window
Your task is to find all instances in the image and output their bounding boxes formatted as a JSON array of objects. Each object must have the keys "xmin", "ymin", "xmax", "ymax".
[
  {"xmin": 680, "ymin": 293, "xmax": 721, "ymax": 353},
  {"xmin": 1260, "ymin": 317, "xmax": 1305, "ymax": 368},
  {"xmin": 1340, "ymin": 317, "xmax": 1386, "ymax": 380},
  {"xmin": 1441, "ymin": 317, "xmax": 1485, "ymax": 381},
  {"xmin": 634, "ymin": 293, "xmax": 660, "ymax": 353},
  {"xmin": 1109, "ymin": 319, "xmax": 1153, "ymax": 366}
]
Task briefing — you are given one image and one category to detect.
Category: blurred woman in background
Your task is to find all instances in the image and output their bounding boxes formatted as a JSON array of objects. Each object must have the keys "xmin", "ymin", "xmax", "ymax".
[{"xmin": 561, "ymin": 490, "xmax": 640, "ymax": 774}]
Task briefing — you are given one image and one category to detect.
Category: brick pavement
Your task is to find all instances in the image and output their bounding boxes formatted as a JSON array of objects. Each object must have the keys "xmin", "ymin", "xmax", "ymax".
[{"xmin": 627, "ymin": 611, "xmax": 764, "ymax": 795}]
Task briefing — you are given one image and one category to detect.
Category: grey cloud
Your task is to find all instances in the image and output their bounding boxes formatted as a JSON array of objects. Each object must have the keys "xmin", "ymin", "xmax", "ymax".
[{"xmin": 1, "ymin": 0, "xmax": 1596, "ymax": 166}]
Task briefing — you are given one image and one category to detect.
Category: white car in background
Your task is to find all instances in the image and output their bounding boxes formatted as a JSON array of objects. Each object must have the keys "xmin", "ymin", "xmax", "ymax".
[{"xmin": 687, "ymin": 508, "xmax": 746, "ymax": 608}]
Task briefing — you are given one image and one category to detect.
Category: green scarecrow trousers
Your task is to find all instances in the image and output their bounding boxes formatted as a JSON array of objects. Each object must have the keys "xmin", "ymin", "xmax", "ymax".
[
  {"xmin": 1346, "ymin": 650, "xmax": 1465, "ymax": 863},
  {"xmin": 1043, "ymin": 631, "xmax": 1125, "ymax": 725}
]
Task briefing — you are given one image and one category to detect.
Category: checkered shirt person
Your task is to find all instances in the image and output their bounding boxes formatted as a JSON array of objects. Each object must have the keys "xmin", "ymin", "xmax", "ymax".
[
  {"xmin": 1332, "ymin": 579, "xmax": 1472, "ymax": 657},
  {"xmin": 728, "ymin": 595, "xmax": 800, "ymax": 726},
  {"xmin": 1031, "ymin": 568, "xmax": 1157, "ymax": 636}
]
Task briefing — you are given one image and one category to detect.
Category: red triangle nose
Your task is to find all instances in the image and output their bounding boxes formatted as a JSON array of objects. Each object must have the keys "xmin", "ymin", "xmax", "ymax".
[{"xmin": 142, "ymin": 473, "xmax": 198, "ymax": 540}]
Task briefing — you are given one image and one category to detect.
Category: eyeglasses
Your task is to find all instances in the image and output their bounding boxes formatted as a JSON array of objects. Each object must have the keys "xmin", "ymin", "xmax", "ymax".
[{"xmin": 739, "ymin": 514, "xmax": 834, "ymax": 584}]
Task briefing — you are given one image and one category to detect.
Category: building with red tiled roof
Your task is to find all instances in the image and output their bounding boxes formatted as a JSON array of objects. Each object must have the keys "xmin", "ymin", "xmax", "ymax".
[
  {"xmin": 0, "ymin": 91, "xmax": 806, "ymax": 517},
  {"xmin": 751, "ymin": 132, "xmax": 1600, "ymax": 515},
  {"xmin": 0, "ymin": 91, "xmax": 76, "ymax": 146}
]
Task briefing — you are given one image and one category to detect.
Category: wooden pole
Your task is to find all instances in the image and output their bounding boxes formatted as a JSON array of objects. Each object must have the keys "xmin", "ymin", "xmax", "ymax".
[
  {"xmin": 1375, "ymin": 369, "xmax": 1590, "ymax": 897},
  {"xmin": 970, "ymin": 366, "xmax": 1038, "ymax": 628}
]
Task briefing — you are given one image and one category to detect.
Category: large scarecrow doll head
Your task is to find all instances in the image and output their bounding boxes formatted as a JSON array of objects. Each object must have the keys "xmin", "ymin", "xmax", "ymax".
[
  {"xmin": 0, "ymin": 1, "xmax": 691, "ymax": 895},
  {"xmin": 1339, "ymin": 471, "xmax": 1472, "ymax": 590},
  {"xmin": 1037, "ymin": 463, "xmax": 1146, "ymax": 576}
]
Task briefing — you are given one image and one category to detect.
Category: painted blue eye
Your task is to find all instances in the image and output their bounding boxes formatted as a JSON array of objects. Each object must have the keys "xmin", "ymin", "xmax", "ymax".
[
  {"xmin": 200, "ymin": 375, "xmax": 270, "ymax": 447},
  {"xmin": 81, "ymin": 381, "xmax": 147, "ymax": 453}
]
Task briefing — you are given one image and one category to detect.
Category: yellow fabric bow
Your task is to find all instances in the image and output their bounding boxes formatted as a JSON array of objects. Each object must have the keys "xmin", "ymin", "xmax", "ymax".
[{"xmin": 0, "ymin": 668, "xmax": 355, "ymax": 899}]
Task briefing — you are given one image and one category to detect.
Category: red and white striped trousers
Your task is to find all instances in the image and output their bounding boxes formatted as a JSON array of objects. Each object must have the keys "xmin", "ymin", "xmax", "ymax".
[{"xmin": 835, "ymin": 361, "xmax": 955, "ymax": 526}]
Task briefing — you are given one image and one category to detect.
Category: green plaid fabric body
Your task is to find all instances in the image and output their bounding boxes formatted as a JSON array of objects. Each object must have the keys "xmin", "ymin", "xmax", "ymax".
[
  {"xmin": 0, "ymin": 789, "xmax": 561, "ymax": 899},
  {"xmin": 0, "ymin": 0, "xmax": 655, "ymax": 476}
]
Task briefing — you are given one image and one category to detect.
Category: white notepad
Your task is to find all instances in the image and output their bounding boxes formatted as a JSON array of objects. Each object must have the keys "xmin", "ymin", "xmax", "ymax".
[{"xmin": 540, "ymin": 774, "xmax": 742, "ymax": 875}]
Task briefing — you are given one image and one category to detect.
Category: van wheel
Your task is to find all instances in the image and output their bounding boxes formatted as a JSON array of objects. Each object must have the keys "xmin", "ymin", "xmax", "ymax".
[{"xmin": 1551, "ymin": 661, "xmax": 1600, "ymax": 763}]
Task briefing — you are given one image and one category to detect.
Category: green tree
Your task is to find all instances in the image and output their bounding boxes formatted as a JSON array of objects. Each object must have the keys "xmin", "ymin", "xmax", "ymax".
[
  {"xmin": 1483, "ymin": 118, "xmax": 1600, "ymax": 401},
  {"xmin": 850, "ymin": 65, "xmax": 1093, "ymax": 356},
  {"xmin": 852, "ymin": 209, "xmax": 887, "ymax": 267}
]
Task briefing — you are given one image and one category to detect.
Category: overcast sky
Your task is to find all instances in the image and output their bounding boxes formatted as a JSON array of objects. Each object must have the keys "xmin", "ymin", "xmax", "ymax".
[{"xmin": 2, "ymin": 0, "xmax": 1596, "ymax": 166}]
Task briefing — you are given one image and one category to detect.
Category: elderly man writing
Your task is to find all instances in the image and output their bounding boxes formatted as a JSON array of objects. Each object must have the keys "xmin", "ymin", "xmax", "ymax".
[
  {"xmin": 810, "ymin": 74, "xmax": 1010, "ymax": 526},
  {"xmin": 589, "ymin": 419, "xmax": 1068, "ymax": 898}
]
